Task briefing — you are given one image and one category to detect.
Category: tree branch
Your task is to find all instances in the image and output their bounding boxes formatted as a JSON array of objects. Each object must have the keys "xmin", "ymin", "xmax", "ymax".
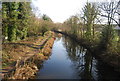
[{"xmin": 99, "ymin": 14, "xmax": 119, "ymax": 25}]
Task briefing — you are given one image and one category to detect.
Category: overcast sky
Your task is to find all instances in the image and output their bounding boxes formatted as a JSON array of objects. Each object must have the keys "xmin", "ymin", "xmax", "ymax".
[
  {"xmin": 32, "ymin": 0, "xmax": 88, "ymax": 23},
  {"xmin": 31, "ymin": 0, "xmax": 119, "ymax": 23}
]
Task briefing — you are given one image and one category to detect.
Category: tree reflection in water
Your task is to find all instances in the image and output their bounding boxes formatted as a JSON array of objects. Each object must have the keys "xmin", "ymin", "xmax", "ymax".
[{"xmin": 63, "ymin": 36, "xmax": 94, "ymax": 80}]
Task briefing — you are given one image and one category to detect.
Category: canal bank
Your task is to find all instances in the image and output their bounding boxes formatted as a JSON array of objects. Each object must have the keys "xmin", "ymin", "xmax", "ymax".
[{"xmin": 2, "ymin": 31, "xmax": 55, "ymax": 79}]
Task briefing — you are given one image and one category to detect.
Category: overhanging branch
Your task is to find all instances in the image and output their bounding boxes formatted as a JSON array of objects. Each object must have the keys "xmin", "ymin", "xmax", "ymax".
[{"xmin": 99, "ymin": 14, "xmax": 119, "ymax": 25}]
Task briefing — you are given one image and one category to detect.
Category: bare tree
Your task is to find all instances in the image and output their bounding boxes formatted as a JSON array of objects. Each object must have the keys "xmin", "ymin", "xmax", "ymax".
[
  {"xmin": 98, "ymin": 1, "xmax": 120, "ymax": 49},
  {"xmin": 98, "ymin": 1, "xmax": 120, "ymax": 26}
]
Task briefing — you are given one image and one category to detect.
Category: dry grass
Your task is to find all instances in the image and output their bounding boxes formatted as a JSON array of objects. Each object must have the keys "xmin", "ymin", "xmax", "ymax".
[{"xmin": 2, "ymin": 31, "xmax": 55, "ymax": 79}]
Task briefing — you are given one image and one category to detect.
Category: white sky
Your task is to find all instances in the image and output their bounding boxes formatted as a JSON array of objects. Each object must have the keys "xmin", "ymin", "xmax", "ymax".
[
  {"xmin": 31, "ymin": 0, "xmax": 119, "ymax": 23},
  {"xmin": 32, "ymin": 0, "xmax": 87, "ymax": 23}
]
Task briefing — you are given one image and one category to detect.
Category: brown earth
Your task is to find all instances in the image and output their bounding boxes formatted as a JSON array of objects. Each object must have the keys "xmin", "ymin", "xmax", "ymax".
[{"xmin": 2, "ymin": 31, "xmax": 55, "ymax": 79}]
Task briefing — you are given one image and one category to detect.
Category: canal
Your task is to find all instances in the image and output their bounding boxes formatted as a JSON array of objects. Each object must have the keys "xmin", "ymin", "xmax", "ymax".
[{"xmin": 36, "ymin": 36, "xmax": 120, "ymax": 80}]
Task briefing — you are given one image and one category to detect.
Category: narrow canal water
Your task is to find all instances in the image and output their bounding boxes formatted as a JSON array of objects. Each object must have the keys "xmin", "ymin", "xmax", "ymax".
[{"xmin": 36, "ymin": 36, "xmax": 120, "ymax": 80}]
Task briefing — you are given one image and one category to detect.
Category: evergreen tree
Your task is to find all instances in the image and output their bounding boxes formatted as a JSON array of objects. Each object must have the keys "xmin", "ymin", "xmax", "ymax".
[
  {"xmin": 2, "ymin": 2, "xmax": 9, "ymax": 38},
  {"xmin": 2, "ymin": 2, "xmax": 31, "ymax": 41},
  {"xmin": 2, "ymin": 2, "xmax": 19, "ymax": 41},
  {"xmin": 17, "ymin": 2, "xmax": 31, "ymax": 39},
  {"xmin": 83, "ymin": 2, "xmax": 98, "ymax": 40},
  {"xmin": 42, "ymin": 14, "xmax": 52, "ymax": 22}
]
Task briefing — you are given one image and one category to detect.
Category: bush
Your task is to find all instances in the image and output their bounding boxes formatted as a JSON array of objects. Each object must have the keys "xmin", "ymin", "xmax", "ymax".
[{"xmin": 41, "ymin": 24, "xmax": 49, "ymax": 36}]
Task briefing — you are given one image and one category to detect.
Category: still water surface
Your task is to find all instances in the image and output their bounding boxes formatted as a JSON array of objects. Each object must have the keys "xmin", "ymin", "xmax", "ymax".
[{"xmin": 36, "ymin": 36, "xmax": 120, "ymax": 80}]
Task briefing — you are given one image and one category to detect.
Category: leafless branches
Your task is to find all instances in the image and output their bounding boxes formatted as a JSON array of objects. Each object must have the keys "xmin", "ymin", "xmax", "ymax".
[{"xmin": 98, "ymin": 1, "xmax": 120, "ymax": 26}]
